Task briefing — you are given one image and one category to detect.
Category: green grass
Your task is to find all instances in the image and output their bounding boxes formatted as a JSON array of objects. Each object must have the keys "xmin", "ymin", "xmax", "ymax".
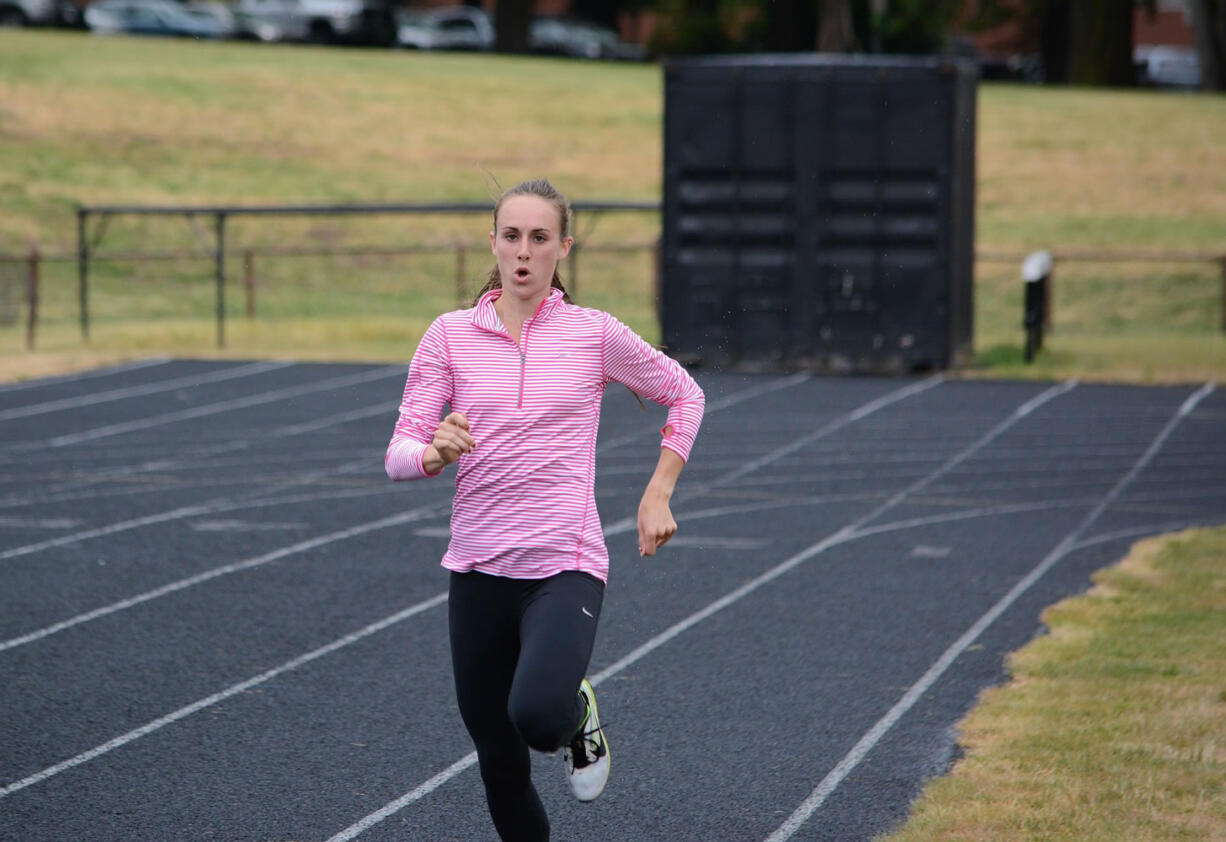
[
  {"xmin": 1, "ymin": 29, "xmax": 1225, "ymax": 383},
  {"xmin": 876, "ymin": 526, "xmax": 1226, "ymax": 842}
]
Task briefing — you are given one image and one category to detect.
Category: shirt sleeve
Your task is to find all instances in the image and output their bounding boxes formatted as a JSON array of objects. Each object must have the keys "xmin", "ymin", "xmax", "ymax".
[
  {"xmin": 601, "ymin": 313, "xmax": 705, "ymax": 462},
  {"xmin": 385, "ymin": 316, "xmax": 453, "ymax": 481}
]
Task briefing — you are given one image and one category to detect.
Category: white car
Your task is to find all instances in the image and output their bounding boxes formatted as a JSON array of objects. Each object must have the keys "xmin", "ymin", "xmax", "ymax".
[
  {"xmin": 396, "ymin": 5, "xmax": 492, "ymax": 51},
  {"xmin": 84, "ymin": 0, "xmax": 233, "ymax": 37},
  {"xmin": 235, "ymin": 0, "xmax": 392, "ymax": 44},
  {"xmin": 1135, "ymin": 45, "xmax": 1201, "ymax": 87}
]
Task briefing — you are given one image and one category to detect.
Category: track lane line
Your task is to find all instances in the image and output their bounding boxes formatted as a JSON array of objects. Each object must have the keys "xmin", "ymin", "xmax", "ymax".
[
  {"xmin": 763, "ymin": 380, "xmax": 1215, "ymax": 841},
  {"xmin": 324, "ymin": 377, "xmax": 1078, "ymax": 841},
  {"xmin": 0, "ymin": 360, "xmax": 294, "ymax": 421},
  {"xmin": 0, "ymin": 589, "xmax": 450, "ymax": 800},
  {"xmin": 0, "ymin": 374, "xmax": 820, "ymax": 794},
  {"xmin": 600, "ymin": 375, "xmax": 945, "ymax": 536},
  {"xmin": 0, "ymin": 502, "xmax": 444, "ymax": 654},
  {"xmin": 0, "ymin": 401, "xmax": 396, "ymax": 511},
  {"xmin": 0, "ymin": 378, "xmax": 1074, "ymax": 808},
  {"xmin": 0, "ymin": 374, "xmax": 810, "ymax": 645},
  {"xmin": 0, "ymin": 357, "xmax": 171, "ymax": 393},
  {"xmin": 4, "ymin": 364, "xmax": 404, "ymax": 452}
]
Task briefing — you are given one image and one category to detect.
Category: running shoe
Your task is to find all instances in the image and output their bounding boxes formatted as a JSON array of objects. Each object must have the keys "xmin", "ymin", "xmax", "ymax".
[{"xmin": 563, "ymin": 678, "xmax": 609, "ymax": 801}]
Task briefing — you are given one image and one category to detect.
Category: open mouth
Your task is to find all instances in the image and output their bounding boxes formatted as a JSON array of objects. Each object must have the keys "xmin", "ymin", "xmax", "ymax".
[{"xmin": 514, "ymin": 267, "xmax": 530, "ymax": 279}]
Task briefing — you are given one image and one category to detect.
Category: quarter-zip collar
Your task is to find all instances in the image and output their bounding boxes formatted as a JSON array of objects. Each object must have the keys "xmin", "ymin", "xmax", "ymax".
[{"xmin": 471, "ymin": 286, "xmax": 565, "ymax": 337}]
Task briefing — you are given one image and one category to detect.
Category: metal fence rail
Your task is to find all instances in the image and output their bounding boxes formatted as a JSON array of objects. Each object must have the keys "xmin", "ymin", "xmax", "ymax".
[
  {"xmin": 3, "ymin": 233, "xmax": 1224, "ymax": 353},
  {"xmin": 74, "ymin": 200, "xmax": 660, "ymax": 347}
]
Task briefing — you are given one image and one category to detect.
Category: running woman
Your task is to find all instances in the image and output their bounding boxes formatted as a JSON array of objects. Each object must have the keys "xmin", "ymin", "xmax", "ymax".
[{"xmin": 385, "ymin": 178, "xmax": 704, "ymax": 842}]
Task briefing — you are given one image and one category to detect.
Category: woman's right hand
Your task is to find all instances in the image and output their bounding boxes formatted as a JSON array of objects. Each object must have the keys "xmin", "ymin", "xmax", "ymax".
[{"xmin": 424, "ymin": 412, "xmax": 476, "ymax": 473}]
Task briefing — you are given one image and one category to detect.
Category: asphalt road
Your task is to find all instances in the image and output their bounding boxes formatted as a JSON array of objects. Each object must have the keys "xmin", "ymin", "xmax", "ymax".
[{"xmin": 1, "ymin": 359, "xmax": 1222, "ymax": 842}]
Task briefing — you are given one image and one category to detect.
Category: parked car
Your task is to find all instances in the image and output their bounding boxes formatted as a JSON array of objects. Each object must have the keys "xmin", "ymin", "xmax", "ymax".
[
  {"xmin": 234, "ymin": 0, "xmax": 394, "ymax": 45},
  {"xmin": 84, "ymin": 0, "xmax": 232, "ymax": 37},
  {"xmin": 528, "ymin": 16, "xmax": 646, "ymax": 61},
  {"xmin": 1135, "ymin": 45, "xmax": 1201, "ymax": 88},
  {"xmin": 395, "ymin": 5, "xmax": 492, "ymax": 50},
  {"xmin": 0, "ymin": 0, "xmax": 58, "ymax": 27}
]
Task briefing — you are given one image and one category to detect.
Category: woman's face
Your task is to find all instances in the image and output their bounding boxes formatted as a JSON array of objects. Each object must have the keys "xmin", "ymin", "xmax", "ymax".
[{"xmin": 490, "ymin": 194, "xmax": 573, "ymax": 305}]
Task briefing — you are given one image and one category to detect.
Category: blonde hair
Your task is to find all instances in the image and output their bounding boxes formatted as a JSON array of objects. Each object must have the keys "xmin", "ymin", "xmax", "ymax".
[{"xmin": 472, "ymin": 178, "xmax": 573, "ymax": 306}]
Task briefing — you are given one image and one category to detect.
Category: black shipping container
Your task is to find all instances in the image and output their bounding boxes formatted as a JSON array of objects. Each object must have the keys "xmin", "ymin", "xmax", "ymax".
[{"xmin": 661, "ymin": 54, "xmax": 977, "ymax": 373}]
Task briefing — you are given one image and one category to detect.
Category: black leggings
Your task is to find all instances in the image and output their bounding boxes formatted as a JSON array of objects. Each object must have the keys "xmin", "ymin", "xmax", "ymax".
[{"xmin": 449, "ymin": 570, "xmax": 605, "ymax": 842}]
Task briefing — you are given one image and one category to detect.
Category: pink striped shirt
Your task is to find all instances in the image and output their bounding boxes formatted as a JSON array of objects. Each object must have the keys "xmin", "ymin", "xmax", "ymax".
[{"xmin": 385, "ymin": 287, "xmax": 704, "ymax": 582}]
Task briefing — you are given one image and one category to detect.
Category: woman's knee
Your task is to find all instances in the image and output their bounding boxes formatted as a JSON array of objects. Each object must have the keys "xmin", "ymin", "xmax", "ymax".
[{"xmin": 507, "ymin": 692, "xmax": 577, "ymax": 753}]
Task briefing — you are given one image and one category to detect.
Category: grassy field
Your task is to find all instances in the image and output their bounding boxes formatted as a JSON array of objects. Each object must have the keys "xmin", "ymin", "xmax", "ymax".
[
  {"xmin": 877, "ymin": 526, "xmax": 1226, "ymax": 842},
  {"xmin": 1, "ymin": 28, "xmax": 1225, "ymax": 383}
]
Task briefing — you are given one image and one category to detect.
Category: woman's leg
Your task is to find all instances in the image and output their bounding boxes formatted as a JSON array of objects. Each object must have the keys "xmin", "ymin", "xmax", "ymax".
[
  {"xmin": 449, "ymin": 571, "xmax": 550, "ymax": 842},
  {"xmin": 507, "ymin": 571, "xmax": 605, "ymax": 753}
]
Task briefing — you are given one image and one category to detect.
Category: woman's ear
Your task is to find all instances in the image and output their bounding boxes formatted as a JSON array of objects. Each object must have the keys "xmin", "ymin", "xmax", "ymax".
[
  {"xmin": 559, "ymin": 235, "xmax": 574, "ymax": 260},
  {"xmin": 489, "ymin": 230, "xmax": 497, "ymax": 255}
]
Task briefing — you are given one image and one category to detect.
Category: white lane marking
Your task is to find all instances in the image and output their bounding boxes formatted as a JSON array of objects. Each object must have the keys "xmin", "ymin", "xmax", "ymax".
[
  {"xmin": 0, "ymin": 413, "xmax": 1090, "ymax": 814},
  {"xmin": 1069, "ymin": 517, "xmax": 1226, "ymax": 553},
  {"xmin": 763, "ymin": 380, "xmax": 1215, "ymax": 842},
  {"xmin": 11, "ymin": 365, "xmax": 404, "ymax": 451},
  {"xmin": 0, "ymin": 400, "xmax": 395, "ymax": 511},
  {"xmin": 660, "ymin": 536, "xmax": 771, "ymax": 550},
  {"xmin": 0, "ymin": 375, "xmax": 813, "ymax": 793},
  {"xmin": 0, "ymin": 503, "xmax": 443, "ymax": 654},
  {"xmin": 602, "ymin": 376, "xmax": 946, "ymax": 537},
  {"xmin": 0, "ymin": 361, "xmax": 294, "ymax": 422},
  {"xmin": 1, "ymin": 503, "xmax": 217, "ymax": 561},
  {"xmin": 0, "ymin": 450, "xmax": 381, "ymax": 562},
  {"xmin": 326, "ymin": 754, "xmax": 479, "ymax": 842},
  {"xmin": 0, "ymin": 373, "xmax": 789, "ymax": 645},
  {"xmin": 329, "ymin": 496, "xmax": 1123, "ymax": 842},
  {"xmin": 704, "ymin": 372, "xmax": 812, "ymax": 412},
  {"xmin": 595, "ymin": 372, "xmax": 811, "ymax": 452},
  {"xmin": 0, "ymin": 516, "xmax": 82, "ymax": 529},
  {"xmin": 323, "ymin": 379, "xmax": 1071, "ymax": 841},
  {"xmin": 911, "ymin": 545, "xmax": 951, "ymax": 558},
  {"xmin": 709, "ymin": 376, "xmax": 948, "ymax": 492},
  {"xmin": 188, "ymin": 519, "xmax": 308, "ymax": 533},
  {"xmin": 0, "ymin": 590, "xmax": 449, "ymax": 800},
  {"xmin": 0, "ymin": 357, "xmax": 171, "ymax": 393}
]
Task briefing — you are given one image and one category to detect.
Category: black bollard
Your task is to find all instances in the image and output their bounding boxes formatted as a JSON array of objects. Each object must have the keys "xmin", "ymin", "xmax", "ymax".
[{"xmin": 1022, "ymin": 250, "xmax": 1052, "ymax": 363}]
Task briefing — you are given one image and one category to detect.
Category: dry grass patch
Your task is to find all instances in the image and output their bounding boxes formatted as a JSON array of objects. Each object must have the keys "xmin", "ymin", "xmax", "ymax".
[{"xmin": 877, "ymin": 526, "xmax": 1226, "ymax": 842}]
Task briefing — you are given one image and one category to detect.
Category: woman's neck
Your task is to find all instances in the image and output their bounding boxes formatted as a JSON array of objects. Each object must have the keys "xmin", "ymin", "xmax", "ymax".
[{"xmin": 493, "ymin": 288, "xmax": 548, "ymax": 342}]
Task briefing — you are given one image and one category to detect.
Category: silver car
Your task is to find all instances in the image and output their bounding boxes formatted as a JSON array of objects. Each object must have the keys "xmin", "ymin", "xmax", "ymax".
[{"xmin": 395, "ymin": 5, "xmax": 493, "ymax": 51}]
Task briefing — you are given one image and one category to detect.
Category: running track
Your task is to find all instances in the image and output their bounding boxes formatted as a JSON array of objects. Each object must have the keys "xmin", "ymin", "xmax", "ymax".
[{"xmin": 1, "ymin": 359, "xmax": 1223, "ymax": 842}]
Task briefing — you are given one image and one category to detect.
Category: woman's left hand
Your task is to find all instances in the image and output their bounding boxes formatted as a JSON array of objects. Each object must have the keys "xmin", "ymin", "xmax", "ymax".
[{"xmin": 637, "ymin": 490, "xmax": 677, "ymax": 557}]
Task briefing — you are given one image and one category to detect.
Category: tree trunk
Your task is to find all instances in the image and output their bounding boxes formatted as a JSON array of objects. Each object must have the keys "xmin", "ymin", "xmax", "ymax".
[
  {"xmin": 494, "ymin": 0, "xmax": 533, "ymax": 53},
  {"xmin": 1038, "ymin": 0, "xmax": 1070, "ymax": 83},
  {"xmin": 765, "ymin": 0, "xmax": 817, "ymax": 52},
  {"xmin": 1067, "ymin": 0, "xmax": 1135, "ymax": 86},
  {"xmin": 817, "ymin": 0, "xmax": 859, "ymax": 52},
  {"xmin": 1188, "ymin": 0, "xmax": 1226, "ymax": 90}
]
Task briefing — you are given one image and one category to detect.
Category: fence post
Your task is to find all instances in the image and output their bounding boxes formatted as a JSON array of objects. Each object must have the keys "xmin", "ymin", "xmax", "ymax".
[
  {"xmin": 1220, "ymin": 257, "xmax": 1226, "ymax": 333},
  {"xmin": 214, "ymin": 213, "xmax": 226, "ymax": 348},
  {"xmin": 570, "ymin": 242, "xmax": 580, "ymax": 301},
  {"xmin": 244, "ymin": 250, "xmax": 256, "ymax": 319},
  {"xmin": 455, "ymin": 243, "xmax": 467, "ymax": 307},
  {"xmin": 77, "ymin": 208, "xmax": 89, "ymax": 341},
  {"xmin": 26, "ymin": 241, "xmax": 39, "ymax": 350},
  {"xmin": 653, "ymin": 234, "xmax": 663, "ymax": 329}
]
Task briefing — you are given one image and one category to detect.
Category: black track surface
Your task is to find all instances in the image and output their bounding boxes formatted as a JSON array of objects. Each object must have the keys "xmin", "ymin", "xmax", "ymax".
[{"xmin": 1, "ymin": 360, "xmax": 1223, "ymax": 842}]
